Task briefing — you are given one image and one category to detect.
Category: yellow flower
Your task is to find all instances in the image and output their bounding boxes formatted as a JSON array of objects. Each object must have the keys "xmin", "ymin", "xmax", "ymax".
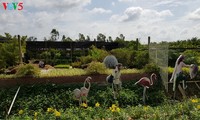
[
  {"xmin": 111, "ymin": 109, "xmax": 115, "ymax": 112},
  {"xmin": 81, "ymin": 103, "xmax": 88, "ymax": 108},
  {"xmin": 18, "ymin": 109, "xmax": 24, "ymax": 115},
  {"xmin": 197, "ymin": 105, "xmax": 200, "ymax": 110},
  {"xmin": 34, "ymin": 112, "xmax": 38, "ymax": 117},
  {"xmin": 95, "ymin": 102, "xmax": 100, "ymax": 107},
  {"xmin": 47, "ymin": 108, "xmax": 54, "ymax": 113},
  {"xmin": 116, "ymin": 107, "xmax": 120, "ymax": 112},
  {"xmin": 143, "ymin": 106, "xmax": 148, "ymax": 111},
  {"xmin": 109, "ymin": 104, "xmax": 120, "ymax": 113},
  {"xmin": 191, "ymin": 99, "xmax": 198, "ymax": 103},
  {"xmin": 112, "ymin": 104, "xmax": 117, "ymax": 108},
  {"xmin": 54, "ymin": 110, "xmax": 61, "ymax": 117}
]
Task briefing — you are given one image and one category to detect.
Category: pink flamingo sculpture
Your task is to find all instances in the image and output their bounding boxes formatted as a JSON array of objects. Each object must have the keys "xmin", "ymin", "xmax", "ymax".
[
  {"xmin": 134, "ymin": 73, "xmax": 157, "ymax": 104},
  {"xmin": 73, "ymin": 76, "xmax": 92, "ymax": 105}
]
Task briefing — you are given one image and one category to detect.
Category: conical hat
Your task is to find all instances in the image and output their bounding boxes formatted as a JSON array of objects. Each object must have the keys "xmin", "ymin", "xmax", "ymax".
[{"xmin": 190, "ymin": 64, "xmax": 198, "ymax": 79}]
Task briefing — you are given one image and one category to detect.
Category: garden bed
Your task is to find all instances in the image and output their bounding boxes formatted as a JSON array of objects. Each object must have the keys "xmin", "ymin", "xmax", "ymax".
[
  {"xmin": 0, "ymin": 73, "xmax": 148, "ymax": 87},
  {"xmin": 1, "ymin": 73, "xmax": 200, "ymax": 119}
]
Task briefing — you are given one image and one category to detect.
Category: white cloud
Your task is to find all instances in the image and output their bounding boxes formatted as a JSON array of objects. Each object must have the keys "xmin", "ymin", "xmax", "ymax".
[
  {"xmin": 90, "ymin": 8, "xmax": 112, "ymax": 14},
  {"xmin": 118, "ymin": 0, "xmax": 135, "ymax": 2},
  {"xmin": 111, "ymin": 2, "xmax": 115, "ymax": 6},
  {"xmin": 110, "ymin": 7, "xmax": 173, "ymax": 22},
  {"xmin": 187, "ymin": 8, "xmax": 200, "ymax": 21},
  {"xmin": 110, "ymin": 7, "xmax": 142, "ymax": 22},
  {"xmin": 180, "ymin": 29, "xmax": 188, "ymax": 35},
  {"xmin": 143, "ymin": 9, "xmax": 173, "ymax": 18},
  {"xmin": 154, "ymin": 0, "xmax": 183, "ymax": 7},
  {"xmin": 0, "ymin": 12, "xmax": 27, "ymax": 24},
  {"xmin": 32, "ymin": 12, "xmax": 55, "ymax": 28},
  {"xmin": 25, "ymin": 0, "xmax": 91, "ymax": 11}
]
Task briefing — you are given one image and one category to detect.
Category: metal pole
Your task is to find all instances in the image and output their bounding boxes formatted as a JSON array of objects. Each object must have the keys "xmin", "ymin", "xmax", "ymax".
[
  {"xmin": 18, "ymin": 35, "xmax": 23, "ymax": 65},
  {"xmin": 7, "ymin": 86, "xmax": 21, "ymax": 116},
  {"xmin": 136, "ymin": 38, "xmax": 139, "ymax": 50},
  {"xmin": 148, "ymin": 36, "xmax": 151, "ymax": 64},
  {"xmin": 148, "ymin": 36, "xmax": 150, "ymax": 54}
]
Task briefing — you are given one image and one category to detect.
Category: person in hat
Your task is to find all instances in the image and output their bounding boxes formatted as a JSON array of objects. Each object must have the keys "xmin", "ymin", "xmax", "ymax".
[{"xmin": 170, "ymin": 55, "xmax": 191, "ymax": 99}]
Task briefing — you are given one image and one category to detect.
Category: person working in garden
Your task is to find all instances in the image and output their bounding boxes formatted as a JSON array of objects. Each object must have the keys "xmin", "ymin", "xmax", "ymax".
[
  {"xmin": 170, "ymin": 55, "xmax": 191, "ymax": 99},
  {"xmin": 112, "ymin": 63, "xmax": 122, "ymax": 99}
]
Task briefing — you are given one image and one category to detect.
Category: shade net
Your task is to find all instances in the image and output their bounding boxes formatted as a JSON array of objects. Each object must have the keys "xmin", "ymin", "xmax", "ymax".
[{"xmin": 149, "ymin": 42, "xmax": 169, "ymax": 91}]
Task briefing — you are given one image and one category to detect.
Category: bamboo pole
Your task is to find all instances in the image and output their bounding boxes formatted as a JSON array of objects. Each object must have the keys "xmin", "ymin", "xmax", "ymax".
[{"xmin": 7, "ymin": 86, "xmax": 21, "ymax": 116}]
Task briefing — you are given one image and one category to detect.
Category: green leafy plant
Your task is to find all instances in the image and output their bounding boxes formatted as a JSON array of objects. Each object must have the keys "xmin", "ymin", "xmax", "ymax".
[
  {"xmin": 89, "ymin": 45, "xmax": 109, "ymax": 62},
  {"xmin": 134, "ymin": 51, "xmax": 149, "ymax": 68},
  {"xmin": 144, "ymin": 63, "xmax": 160, "ymax": 73},
  {"xmin": 111, "ymin": 48, "xmax": 132, "ymax": 67},
  {"xmin": 71, "ymin": 61, "xmax": 82, "ymax": 68},
  {"xmin": 79, "ymin": 55, "xmax": 93, "ymax": 64},
  {"xmin": 15, "ymin": 64, "xmax": 40, "ymax": 78},
  {"xmin": 86, "ymin": 61, "xmax": 107, "ymax": 75},
  {"xmin": 40, "ymin": 49, "xmax": 61, "ymax": 66}
]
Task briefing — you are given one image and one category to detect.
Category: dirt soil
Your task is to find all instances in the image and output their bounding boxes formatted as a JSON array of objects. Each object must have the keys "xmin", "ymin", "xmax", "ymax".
[{"xmin": 0, "ymin": 73, "xmax": 148, "ymax": 88}]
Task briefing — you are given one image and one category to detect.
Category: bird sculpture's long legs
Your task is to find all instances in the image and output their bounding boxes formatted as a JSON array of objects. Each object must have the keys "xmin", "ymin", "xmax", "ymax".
[
  {"xmin": 143, "ymin": 87, "xmax": 147, "ymax": 105},
  {"xmin": 79, "ymin": 98, "xmax": 82, "ymax": 106},
  {"xmin": 173, "ymin": 90, "xmax": 176, "ymax": 101},
  {"xmin": 112, "ymin": 83, "xmax": 117, "ymax": 99}
]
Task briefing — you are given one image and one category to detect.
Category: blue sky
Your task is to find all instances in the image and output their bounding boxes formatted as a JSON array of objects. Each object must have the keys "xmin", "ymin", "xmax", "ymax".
[{"xmin": 0, "ymin": 0, "xmax": 200, "ymax": 43}]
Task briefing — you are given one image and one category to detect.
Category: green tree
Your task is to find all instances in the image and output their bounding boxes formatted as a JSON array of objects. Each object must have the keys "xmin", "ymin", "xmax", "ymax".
[
  {"xmin": 89, "ymin": 45, "xmax": 109, "ymax": 62},
  {"xmin": 66, "ymin": 37, "xmax": 73, "ymax": 42},
  {"xmin": 111, "ymin": 48, "xmax": 132, "ymax": 67},
  {"xmin": 86, "ymin": 35, "xmax": 90, "ymax": 41},
  {"xmin": 78, "ymin": 33, "xmax": 85, "ymax": 41},
  {"xmin": 183, "ymin": 50, "xmax": 200, "ymax": 65},
  {"xmin": 108, "ymin": 36, "xmax": 113, "ymax": 42},
  {"xmin": 50, "ymin": 29, "xmax": 59, "ymax": 41},
  {"xmin": 61, "ymin": 35, "xmax": 66, "ymax": 41},
  {"xmin": 114, "ymin": 35, "xmax": 126, "ymax": 47},
  {"xmin": 0, "ymin": 33, "xmax": 27, "ymax": 69},
  {"xmin": 119, "ymin": 33, "xmax": 125, "ymax": 40},
  {"xmin": 27, "ymin": 36, "xmax": 37, "ymax": 41},
  {"xmin": 61, "ymin": 35, "xmax": 73, "ymax": 42},
  {"xmin": 134, "ymin": 51, "xmax": 149, "ymax": 68},
  {"xmin": 97, "ymin": 33, "xmax": 106, "ymax": 41},
  {"xmin": 40, "ymin": 49, "xmax": 61, "ymax": 66}
]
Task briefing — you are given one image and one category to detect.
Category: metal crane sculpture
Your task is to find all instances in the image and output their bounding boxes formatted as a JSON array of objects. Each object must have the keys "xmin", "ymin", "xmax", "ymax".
[
  {"xmin": 134, "ymin": 73, "xmax": 157, "ymax": 105},
  {"xmin": 73, "ymin": 76, "xmax": 92, "ymax": 105}
]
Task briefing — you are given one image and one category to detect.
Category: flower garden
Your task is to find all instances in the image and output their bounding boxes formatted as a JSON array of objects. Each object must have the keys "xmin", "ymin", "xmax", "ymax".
[{"xmin": 0, "ymin": 73, "xmax": 200, "ymax": 119}]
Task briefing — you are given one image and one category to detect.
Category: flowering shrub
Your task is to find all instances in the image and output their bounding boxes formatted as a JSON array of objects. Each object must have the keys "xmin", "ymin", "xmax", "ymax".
[{"xmin": 6, "ymin": 98, "xmax": 200, "ymax": 119}]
